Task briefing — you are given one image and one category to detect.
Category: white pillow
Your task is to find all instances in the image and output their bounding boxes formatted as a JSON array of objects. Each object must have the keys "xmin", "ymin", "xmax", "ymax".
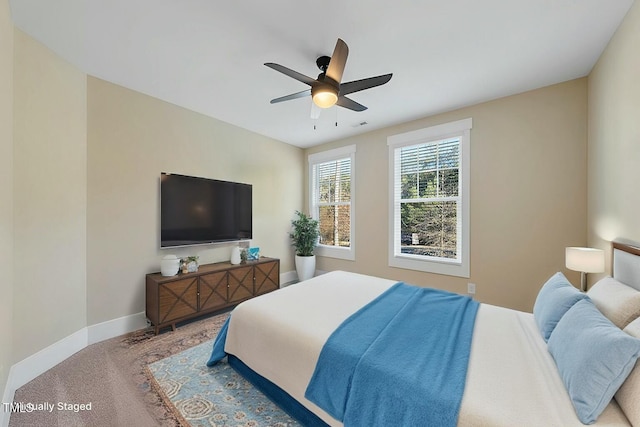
[
  {"xmin": 616, "ymin": 317, "xmax": 640, "ymax": 426},
  {"xmin": 588, "ymin": 277, "xmax": 640, "ymax": 329}
]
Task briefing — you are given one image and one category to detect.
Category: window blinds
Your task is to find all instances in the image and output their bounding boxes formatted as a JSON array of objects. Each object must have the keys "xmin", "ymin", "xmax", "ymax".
[
  {"xmin": 313, "ymin": 157, "xmax": 351, "ymax": 248},
  {"xmin": 395, "ymin": 138, "xmax": 461, "ymax": 260}
]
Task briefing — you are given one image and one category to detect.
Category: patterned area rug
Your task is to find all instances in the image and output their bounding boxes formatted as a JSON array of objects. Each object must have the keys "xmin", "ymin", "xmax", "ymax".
[
  {"xmin": 147, "ymin": 336, "xmax": 301, "ymax": 427},
  {"xmin": 124, "ymin": 312, "xmax": 233, "ymax": 426}
]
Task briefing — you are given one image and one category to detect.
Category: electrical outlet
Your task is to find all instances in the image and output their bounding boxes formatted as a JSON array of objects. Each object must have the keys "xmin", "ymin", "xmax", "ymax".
[{"xmin": 467, "ymin": 282, "xmax": 476, "ymax": 296}]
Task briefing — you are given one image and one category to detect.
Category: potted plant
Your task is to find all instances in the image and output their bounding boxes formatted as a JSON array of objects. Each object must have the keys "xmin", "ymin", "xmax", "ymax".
[{"xmin": 290, "ymin": 210, "xmax": 319, "ymax": 281}]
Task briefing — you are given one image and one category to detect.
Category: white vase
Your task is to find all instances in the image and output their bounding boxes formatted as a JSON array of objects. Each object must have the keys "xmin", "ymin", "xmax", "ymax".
[
  {"xmin": 160, "ymin": 255, "xmax": 180, "ymax": 276},
  {"xmin": 230, "ymin": 246, "xmax": 241, "ymax": 265},
  {"xmin": 295, "ymin": 255, "xmax": 316, "ymax": 282}
]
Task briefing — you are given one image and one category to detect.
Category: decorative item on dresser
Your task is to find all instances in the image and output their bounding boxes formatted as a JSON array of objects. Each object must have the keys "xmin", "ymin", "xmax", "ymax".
[
  {"xmin": 146, "ymin": 257, "xmax": 279, "ymax": 335},
  {"xmin": 160, "ymin": 254, "xmax": 180, "ymax": 277},
  {"xmin": 230, "ymin": 246, "xmax": 242, "ymax": 265}
]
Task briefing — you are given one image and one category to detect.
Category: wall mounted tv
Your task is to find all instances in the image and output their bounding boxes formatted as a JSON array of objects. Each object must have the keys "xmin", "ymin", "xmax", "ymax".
[{"xmin": 160, "ymin": 173, "xmax": 252, "ymax": 248}]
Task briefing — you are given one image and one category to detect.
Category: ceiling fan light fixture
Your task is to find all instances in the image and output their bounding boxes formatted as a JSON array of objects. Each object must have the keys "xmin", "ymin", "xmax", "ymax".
[
  {"xmin": 267, "ymin": 38, "xmax": 392, "ymax": 116},
  {"xmin": 312, "ymin": 86, "xmax": 338, "ymax": 108}
]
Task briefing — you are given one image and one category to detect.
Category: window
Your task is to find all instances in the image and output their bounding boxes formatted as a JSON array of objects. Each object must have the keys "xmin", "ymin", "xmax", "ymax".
[
  {"xmin": 309, "ymin": 145, "xmax": 356, "ymax": 260},
  {"xmin": 388, "ymin": 119, "xmax": 472, "ymax": 277}
]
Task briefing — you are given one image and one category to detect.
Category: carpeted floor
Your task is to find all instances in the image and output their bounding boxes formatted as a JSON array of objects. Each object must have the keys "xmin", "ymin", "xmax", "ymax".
[{"xmin": 9, "ymin": 312, "xmax": 229, "ymax": 427}]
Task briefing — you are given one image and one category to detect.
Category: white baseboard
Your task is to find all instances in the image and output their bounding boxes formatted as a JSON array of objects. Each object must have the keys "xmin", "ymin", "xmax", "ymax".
[
  {"xmin": 87, "ymin": 312, "xmax": 147, "ymax": 345},
  {"xmin": 280, "ymin": 270, "xmax": 297, "ymax": 287},
  {"xmin": 2, "ymin": 328, "xmax": 87, "ymax": 427},
  {"xmin": 1, "ymin": 380, "xmax": 12, "ymax": 427},
  {"xmin": 2, "ymin": 312, "xmax": 147, "ymax": 427},
  {"xmin": 1, "ymin": 368, "xmax": 19, "ymax": 427},
  {"xmin": 280, "ymin": 269, "xmax": 329, "ymax": 287}
]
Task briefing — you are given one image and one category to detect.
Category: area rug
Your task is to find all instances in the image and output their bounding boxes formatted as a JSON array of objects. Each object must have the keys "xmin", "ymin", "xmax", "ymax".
[{"xmin": 147, "ymin": 339, "xmax": 301, "ymax": 427}]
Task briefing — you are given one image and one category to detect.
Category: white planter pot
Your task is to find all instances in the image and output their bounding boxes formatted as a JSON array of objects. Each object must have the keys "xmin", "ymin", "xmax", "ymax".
[{"xmin": 295, "ymin": 255, "xmax": 316, "ymax": 282}]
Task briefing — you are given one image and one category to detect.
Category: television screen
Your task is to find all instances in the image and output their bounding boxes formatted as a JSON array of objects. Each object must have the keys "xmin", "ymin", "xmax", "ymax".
[{"xmin": 160, "ymin": 173, "xmax": 252, "ymax": 248}]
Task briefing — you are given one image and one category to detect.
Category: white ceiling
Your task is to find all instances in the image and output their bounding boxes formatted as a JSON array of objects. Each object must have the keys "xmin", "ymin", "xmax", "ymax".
[{"xmin": 9, "ymin": 0, "xmax": 634, "ymax": 148}]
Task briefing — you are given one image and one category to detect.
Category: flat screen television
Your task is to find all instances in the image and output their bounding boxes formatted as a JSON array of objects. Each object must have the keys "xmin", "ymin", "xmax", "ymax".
[{"xmin": 160, "ymin": 173, "xmax": 252, "ymax": 248}]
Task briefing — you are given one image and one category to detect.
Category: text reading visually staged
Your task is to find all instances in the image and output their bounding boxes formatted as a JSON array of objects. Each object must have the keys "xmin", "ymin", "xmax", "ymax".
[{"xmin": 2, "ymin": 401, "xmax": 92, "ymax": 413}]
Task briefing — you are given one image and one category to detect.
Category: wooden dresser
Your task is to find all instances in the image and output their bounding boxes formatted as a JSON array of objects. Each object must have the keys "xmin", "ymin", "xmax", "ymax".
[{"xmin": 146, "ymin": 257, "xmax": 279, "ymax": 334}]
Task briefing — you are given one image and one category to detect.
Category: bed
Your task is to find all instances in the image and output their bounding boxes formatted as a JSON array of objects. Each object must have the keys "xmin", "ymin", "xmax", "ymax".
[{"xmin": 207, "ymin": 242, "xmax": 640, "ymax": 426}]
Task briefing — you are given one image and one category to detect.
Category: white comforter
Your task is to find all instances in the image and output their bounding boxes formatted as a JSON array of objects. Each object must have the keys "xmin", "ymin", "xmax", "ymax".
[{"xmin": 224, "ymin": 271, "xmax": 630, "ymax": 426}]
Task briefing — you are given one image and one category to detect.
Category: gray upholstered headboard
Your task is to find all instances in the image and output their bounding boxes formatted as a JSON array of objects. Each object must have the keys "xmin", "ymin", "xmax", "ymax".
[{"xmin": 613, "ymin": 242, "xmax": 640, "ymax": 291}]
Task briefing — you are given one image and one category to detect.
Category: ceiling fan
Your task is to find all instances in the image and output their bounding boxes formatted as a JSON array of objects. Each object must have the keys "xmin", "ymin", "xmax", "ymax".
[{"xmin": 265, "ymin": 38, "xmax": 392, "ymax": 119}]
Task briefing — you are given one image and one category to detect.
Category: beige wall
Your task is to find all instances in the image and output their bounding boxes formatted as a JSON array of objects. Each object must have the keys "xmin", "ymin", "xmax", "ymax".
[
  {"xmin": 0, "ymin": 0, "xmax": 14, "ymax": 396},
  {"xmin": 12, "ymin": 30, "xmax": 87, "ymax": 362},
  {"xmin": 87, "ymin": 77, "xmax": 303, "ymax": 325},
  {"xmin": 588, "ymin": 1, "xmax": 640, "ymax": 269},
  {"xmin": 307, "ymin": 79, "xmax": 588, "ymax": 312}
]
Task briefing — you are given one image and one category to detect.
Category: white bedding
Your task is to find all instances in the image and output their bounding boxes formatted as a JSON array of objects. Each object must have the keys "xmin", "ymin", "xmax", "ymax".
[{"xmin": 224, "ymin": 271, "xmax": 630, "ymax": 426}]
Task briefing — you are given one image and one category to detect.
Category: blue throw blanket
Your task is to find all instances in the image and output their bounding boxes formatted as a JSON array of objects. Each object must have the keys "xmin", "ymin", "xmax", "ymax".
[
  {"xmin": 305, "ymin": 282, "xmax": 479, "ymax": 427},
  {"xmin": 206, "ymin": 316, "xmax": 230, "ymax": 366}
]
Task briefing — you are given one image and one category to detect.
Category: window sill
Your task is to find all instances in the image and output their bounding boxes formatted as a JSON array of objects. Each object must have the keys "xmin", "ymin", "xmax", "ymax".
[
  {"xmin": 388, "ymin": 255, "xmax": 469, "ymax": 278},
  {"xmin": 316, "ymin": 245, "xmax": 355, "ymax": 261}
]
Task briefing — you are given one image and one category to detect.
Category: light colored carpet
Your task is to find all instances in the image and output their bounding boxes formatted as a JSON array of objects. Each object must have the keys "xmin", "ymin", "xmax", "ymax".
[
  {"xmin": 9, "ymin": 313, "xmax": 229, "ymax": 427},
  {"xmin": 147, "ymin": 341, "xmax": 300, "ymax": 426}
]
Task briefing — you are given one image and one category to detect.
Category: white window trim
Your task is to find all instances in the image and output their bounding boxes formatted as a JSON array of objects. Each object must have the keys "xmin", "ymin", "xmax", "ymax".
[
  {"xmin": 387, "ymin": 118, "xmax": 472, "ymax": 278},
  {"xmin": 309, "ymin": 144, "xmax": 356, "ymax": 261}
]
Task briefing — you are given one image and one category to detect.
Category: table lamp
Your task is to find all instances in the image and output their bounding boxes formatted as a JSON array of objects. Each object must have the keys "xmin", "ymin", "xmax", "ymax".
[{"xmin": 565, "ymin": 247, "xmax": 605, "ymax": 292}]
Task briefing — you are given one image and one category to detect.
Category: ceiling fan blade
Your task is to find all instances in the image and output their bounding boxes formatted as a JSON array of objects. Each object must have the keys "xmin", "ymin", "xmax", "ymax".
[
  {"xmin": 340, "ymin": 73, "xmax": 392, "ymax": 96},
  {"xmin": 326, "ymin": 38, "xmax": 349, "ymax": 84},
  {"xmin": 310, "ymin": 101, "xmax": 321, "ymax": 119},
  {"xmin": 264, "ymin": 63, "xmax": 316, "ymax": 86},
  {"xmin": 270, "ymin": 89, "xmax": 311, "ymax": 104},
  {"xmin": 336, "ymin": 96, "xmax": 367, "ymax": 112}
]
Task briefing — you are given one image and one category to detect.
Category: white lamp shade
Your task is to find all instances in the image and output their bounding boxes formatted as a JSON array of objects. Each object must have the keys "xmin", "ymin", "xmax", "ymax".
[
  {"xmin": 565, "ymin": 247, "xmax": 605, "ymax": 273},
  {"xmin": 311, "ymin": 86, "xmax": 338, "ymax": 108}
]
